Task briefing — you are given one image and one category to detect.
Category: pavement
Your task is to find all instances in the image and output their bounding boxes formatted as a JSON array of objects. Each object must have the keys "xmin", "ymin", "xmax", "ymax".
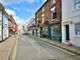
[
  {"xmin": 0, "ymin": 35, "xmax": 18, "ymax": 60},
  {"xmin": 29, "ymin": 35, "xmax": 80, "ymax": 55},
  {"xmin": 16, "ymin": 35, "xmax": 80, "ymax": 60}
]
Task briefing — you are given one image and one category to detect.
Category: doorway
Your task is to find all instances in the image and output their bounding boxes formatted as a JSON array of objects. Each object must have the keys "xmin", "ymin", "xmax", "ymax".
[{"xmin": 65, "ymin": 25, "xmax": 70, "ymax": 41}]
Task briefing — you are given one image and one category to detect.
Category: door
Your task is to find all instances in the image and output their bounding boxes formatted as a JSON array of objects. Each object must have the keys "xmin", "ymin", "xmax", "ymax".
[{"xmin": 65, "ymin": 25, "xmax": 70, "ymax": 41}]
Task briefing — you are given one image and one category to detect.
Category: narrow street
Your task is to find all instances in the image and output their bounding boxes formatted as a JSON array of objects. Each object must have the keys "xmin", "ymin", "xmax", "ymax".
[{"xmin": 15, "ymin": 34, "xmax": 80, "ymax": 60}]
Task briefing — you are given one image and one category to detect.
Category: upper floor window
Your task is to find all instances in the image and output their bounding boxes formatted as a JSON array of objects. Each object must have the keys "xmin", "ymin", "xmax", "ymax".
[
  {"xmin": 42, "ymin": 7, "xmax": 44, "ymax": 12},
  {"xmin": 42, "ymin": 17, "xmax": 44, "ymax": 24},
  {"xmin": 51, "ymin": 7, "xmax": 56, "ymax": 19},
  {"xmin": 51, "ymin": 0, "xmax": 56, "ymax": 5},
  {"xmin": 36, "ymin": 18, "xmax": 38, "ymax": 24},
  {"xmin": 73, "ymin": 0, "xmax": 80, "ymax": 10}
]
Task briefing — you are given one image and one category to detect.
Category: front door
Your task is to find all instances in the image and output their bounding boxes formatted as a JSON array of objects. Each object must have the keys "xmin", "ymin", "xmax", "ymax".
[{"xmin": 65, "ymin": 25, "xmax": 70, "ymax": 41}]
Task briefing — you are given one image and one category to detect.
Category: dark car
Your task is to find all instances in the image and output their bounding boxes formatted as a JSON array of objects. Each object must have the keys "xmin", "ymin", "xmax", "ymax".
[{"xmin": 23, "ymin": 33, "xmax": 28, "ymax": 35}]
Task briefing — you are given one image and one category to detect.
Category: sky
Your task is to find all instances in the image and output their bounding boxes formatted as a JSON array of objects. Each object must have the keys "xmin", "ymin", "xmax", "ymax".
[{"xmin": 0, "ymin": 0, "xmax": 46, "ymax": 25}]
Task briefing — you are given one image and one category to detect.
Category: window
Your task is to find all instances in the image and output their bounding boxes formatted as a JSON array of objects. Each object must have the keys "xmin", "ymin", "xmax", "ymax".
[
  {"xmin": 52, "ymin": 12, "xmax": 56, "ymax": 19},
  {"xmin": 42, "ymin": 17, "xmax": 44, "ymax": 24},
  {"xmin": 42, "ymin": 7, "xmax": 44, "ymax": 12},
  {"xmin": 51, "ymin": 8, "xmax": 56, "ymax": 19},
  {"xmin": 75, "ymin": 23, "xmax": 80, "ymax": 35},
  {"xmin": 36, "ymin": 18, "xmax": 38, "ymax": 24},
  {"xmin": 73, "ymin": 0, "xmax": 80, "ymax": 10},
  {"xmin": 51, "ymin": 0, "xmax": 56, "ymax": 5}
]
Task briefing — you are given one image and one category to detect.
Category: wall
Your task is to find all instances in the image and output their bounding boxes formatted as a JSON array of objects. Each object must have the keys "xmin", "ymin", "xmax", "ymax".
[
  {"xmin": 62, "ymin": 0, "xmax": 80, "ymax": 46},
  {"xmin": 3, "ymin": 13, "xmax": 9, "ymax": 39},
  {"xmin": 0, "ymin": 11, "xmax": 2, "ymax": 41},
  {"xmin": 62, "ymin": 0, "xmax": 80, "ymax": 21}
]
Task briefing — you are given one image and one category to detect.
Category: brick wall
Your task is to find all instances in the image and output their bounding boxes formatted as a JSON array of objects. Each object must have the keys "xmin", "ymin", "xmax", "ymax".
[{"xmin": 35, "ymin": 0, "xmax": 51, "ymax": 27}]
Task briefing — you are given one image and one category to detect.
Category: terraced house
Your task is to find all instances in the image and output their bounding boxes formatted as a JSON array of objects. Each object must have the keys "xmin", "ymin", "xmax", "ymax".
[
  {"xmin": 62, "ymin": 0, "xmax": 80, "ymax": 47},
  {"xmin": 35, "ymin": 0, "xmax": 62, "ymax": 42},
  {"xmin": 0, "ymin": 3, "xmax": 18, "ymax": 41},
  {"xmin": 50, "ymin": 0, "xmax": 62, "ymax": 42},
  {"xmin": 35, "ymin": 0, "xmax": 51, "ymax": 38},
  {"xmin": 0, "ymin": 3, "xmax": 9, "ymax": 41},
  {"xmin": 8, "ymin": 15, "xmax": 18, "ymax": 36},
  {"xmin": 26, "ymin": 17, "xmax": 36, "ymax": 35}
]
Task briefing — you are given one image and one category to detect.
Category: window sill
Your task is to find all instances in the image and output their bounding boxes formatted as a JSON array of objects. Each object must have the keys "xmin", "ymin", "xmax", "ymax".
[
  {"xmin": 74, "ymin": 35, "xmax": 80, "ymax": 38},
  {"xmin": 51, "ymin": 19, "xmax": 56, "ymax": 21}
]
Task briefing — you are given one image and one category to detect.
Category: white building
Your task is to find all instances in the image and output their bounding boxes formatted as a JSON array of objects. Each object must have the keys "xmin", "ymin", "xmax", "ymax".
[
  {"xmin": 0, "ymin": 3, "xmax": 9, "ymax": 41},
  {"xmin": 62, "ymin": 0, "xmax": 80, "ymax": 47}
]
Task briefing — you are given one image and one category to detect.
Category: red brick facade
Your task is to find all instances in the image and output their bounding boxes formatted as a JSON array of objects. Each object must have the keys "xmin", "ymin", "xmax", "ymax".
[
  {"xmin": 35, "ymin": 0, "xmax": 51, "ymax": 27},
  {"xmin": 50, "ymin": 0, "xmax": 61, "ymax": 25}
]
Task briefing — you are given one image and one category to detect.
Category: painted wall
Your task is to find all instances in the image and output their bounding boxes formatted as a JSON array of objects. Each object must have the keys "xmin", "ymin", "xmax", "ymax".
[
  {"xmin": 62, "ymin": 0, "xmax": 80, "ymax": 47},
  {"xmin": 62, "ymin": 0, "xmax": 80, "ymax": 21},
  {"xmin": 3, "ymin": 13, "xmax": 9, "ymax": 39}
]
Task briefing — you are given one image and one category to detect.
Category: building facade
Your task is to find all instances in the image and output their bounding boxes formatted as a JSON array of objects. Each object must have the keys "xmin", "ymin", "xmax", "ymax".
[
  {"xmin": 35, "ymin": 0, "xmax": 51, "ymax": 38},
  {"xmin": 26, "ymin": 18, "xmax": 36, "ymax": 35},
  {"xmin": 0, "ymin": 3, "xmax": 18, "ymax": 41},
  {"xmin": 62, "ymin": 0, "xmax": 80, "ymax": 47},
  {"xmin": 8, "ymin": 15, "xmax": 18, "ymax": 35},
  {"xmin": 0, "ymin": 3, "xmax": 9, "ymax": 41},
  {"xmin": 50, "ymin": 0, "xmax": 62, "ymax": 42}
]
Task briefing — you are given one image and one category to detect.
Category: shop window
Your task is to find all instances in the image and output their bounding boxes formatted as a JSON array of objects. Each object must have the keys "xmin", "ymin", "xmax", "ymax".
[
  {"xmin": 54, "ymin": 25, "xmax": 61, "ymax": 35},
  {"xmin": 75, "ymin": 23, "xmax": 80, "ymax": 35}
]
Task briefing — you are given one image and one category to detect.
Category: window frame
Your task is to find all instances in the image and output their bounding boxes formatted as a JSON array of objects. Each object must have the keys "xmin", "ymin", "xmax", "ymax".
[{"xmin": 75, "ymin": 23, "xmax": 80, "ymax": 35}]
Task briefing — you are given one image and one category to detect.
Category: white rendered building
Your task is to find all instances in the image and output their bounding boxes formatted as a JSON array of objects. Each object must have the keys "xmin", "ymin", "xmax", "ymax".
[
  {"xmin": 0, "ymin": 3, "xmax": 9, "ymax": 41},
  {"xmin": 62, "ymin": 0, "xmax": 80, "ymax": 47}
]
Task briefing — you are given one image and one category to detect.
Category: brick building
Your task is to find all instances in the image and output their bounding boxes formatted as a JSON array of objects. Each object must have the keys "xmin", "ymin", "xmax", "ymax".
[
  {"xmin": 50, "ymin": 0, "xmax": 62, "ymax": 42},
  {"xmin": 26, "ymin": 17, "xmax": 36, "ymax": 35},
  {"xmin": 8, "ymin": 15, "xmax": 18, "ymax": 35},
  {"xmin": 35, "ymin": 0, "xmax": 51, "ymax": 38}
]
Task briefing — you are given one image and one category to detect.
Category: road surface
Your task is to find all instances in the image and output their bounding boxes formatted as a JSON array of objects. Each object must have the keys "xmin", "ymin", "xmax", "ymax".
[{"xmin": 16, "ymin": 35, "xmax": 80, "ymax": 60}]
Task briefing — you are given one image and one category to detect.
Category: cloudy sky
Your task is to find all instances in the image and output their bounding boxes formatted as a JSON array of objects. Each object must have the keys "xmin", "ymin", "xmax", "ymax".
[{"xmin": 0, "ymin": 0, "xmax": 46, "ymax": 25}]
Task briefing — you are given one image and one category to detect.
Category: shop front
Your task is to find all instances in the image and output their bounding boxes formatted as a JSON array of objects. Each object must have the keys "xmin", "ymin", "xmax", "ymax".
[{"xmin": 51, "ymin": 24, "xmax": 61, "ymax": 42}]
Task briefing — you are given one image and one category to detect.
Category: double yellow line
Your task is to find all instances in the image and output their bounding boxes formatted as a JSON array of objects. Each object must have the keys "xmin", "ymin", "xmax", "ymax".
[{"xmin": 12, "ymin": 36, "xmax": 19, "ymax": 60}]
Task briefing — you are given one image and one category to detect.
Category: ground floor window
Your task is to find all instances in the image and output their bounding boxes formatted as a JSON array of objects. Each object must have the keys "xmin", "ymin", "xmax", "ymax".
[
  {"xmin": 43, "ymin": 27, "xmax": 48, "ymax": 38},
  {"xmin": 75, "ymin": 23, "xmax": 80, "ymax": 35},
  {"xmin": 54, "ymin": 25, "xmax": 61, "ymax": 35}
]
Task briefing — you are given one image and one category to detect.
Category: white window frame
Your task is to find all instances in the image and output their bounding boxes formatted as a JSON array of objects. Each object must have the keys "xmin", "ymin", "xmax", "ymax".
[{"xmin": 75, "ymin": 23, "xmax": 80, "ymax": 35}]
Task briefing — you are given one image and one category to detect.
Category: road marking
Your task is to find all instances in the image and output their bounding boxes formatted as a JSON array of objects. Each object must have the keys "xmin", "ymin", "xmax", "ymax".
[{"xmin": 12, "ymin": 36, "xmax": 19, "ymax": 60}]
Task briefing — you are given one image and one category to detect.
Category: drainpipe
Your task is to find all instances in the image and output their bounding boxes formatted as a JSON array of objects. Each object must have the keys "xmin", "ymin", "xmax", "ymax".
[
  {"xmin": 2, "ymin": 9, "xmax": 3, "ymax": 41},
  {"xmin": 60, "ymin": 0, "xmax": 62, "ymax": 42}
]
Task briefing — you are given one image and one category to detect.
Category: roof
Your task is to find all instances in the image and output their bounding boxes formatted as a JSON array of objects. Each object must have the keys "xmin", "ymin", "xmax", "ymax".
[
  {"xmin": 8, "ymin": 15, "xmax": 16, "ymax": 24},
  {"xmin": 0, "ymin": 3, "xmax": 9, "ymax": 17},
  {"xmin": 35, "ymin": 0, "xmax": 48, "ymax": 14}
]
